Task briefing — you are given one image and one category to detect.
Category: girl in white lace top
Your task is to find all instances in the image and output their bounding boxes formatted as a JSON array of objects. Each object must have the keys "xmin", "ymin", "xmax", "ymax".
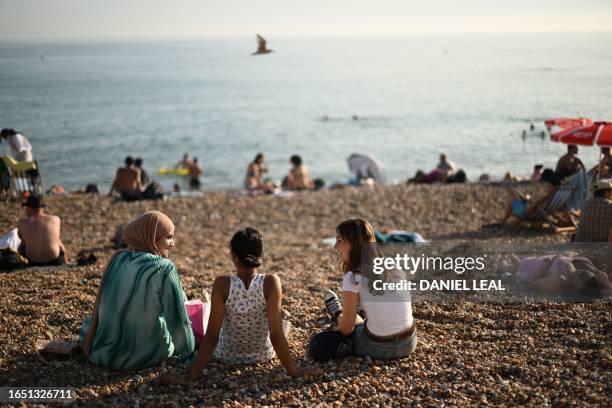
[{"xmin": 164, "ymin": 227, "xmax": 319, "ymax": 384}]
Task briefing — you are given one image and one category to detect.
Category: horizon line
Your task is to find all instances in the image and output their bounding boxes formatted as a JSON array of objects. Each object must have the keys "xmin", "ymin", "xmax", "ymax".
[{"xmin": 1, "ymin": 29, "xmax": 611, "ymax": 43}]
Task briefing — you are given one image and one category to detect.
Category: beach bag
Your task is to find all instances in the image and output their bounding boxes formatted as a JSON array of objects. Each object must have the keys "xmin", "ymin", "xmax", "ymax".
[
  {"xmin": 0, "ymin": 248, "xmax": 28, "ymax": 271},
  {"xmin": 185, "ymin": 291, "xmax": 211, "ymax": 346}
]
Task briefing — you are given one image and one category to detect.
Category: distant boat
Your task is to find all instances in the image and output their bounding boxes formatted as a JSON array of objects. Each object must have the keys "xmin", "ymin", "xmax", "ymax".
[{"xmin": 252, "ymin": 34, "xmax": 274, "ymax": 55}]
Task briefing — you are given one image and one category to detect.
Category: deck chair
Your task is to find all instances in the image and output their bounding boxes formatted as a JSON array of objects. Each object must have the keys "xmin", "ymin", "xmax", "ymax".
[
  {"xmin": 1, "ymin": 155, "xmax": 44, "ymax": 195},
  {"xmin": 513, "ymin": 185, "xmax": 579, "ymax": 233}
]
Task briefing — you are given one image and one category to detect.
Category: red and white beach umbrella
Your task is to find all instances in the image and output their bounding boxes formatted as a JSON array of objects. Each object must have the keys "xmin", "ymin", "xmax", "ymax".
[
  {"xmin": 550, "ymin": 121, "xmax": 612, "ymax": 147},
  {"xmin": 545, "ymin": 117, "xmax": 593, "ymax": 131}
]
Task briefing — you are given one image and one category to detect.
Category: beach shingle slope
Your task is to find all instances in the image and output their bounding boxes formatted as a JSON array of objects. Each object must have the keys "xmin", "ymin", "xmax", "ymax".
[{"xmin": 0, "ymin": 184, "xmax": 610, "ymax": 407}]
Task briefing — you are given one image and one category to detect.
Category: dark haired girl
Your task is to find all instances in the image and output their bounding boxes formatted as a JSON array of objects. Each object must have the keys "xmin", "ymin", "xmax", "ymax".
[
  {"xmin": 164, "ymin": 227, "xmax": 318, "ymax": 384},
  {"xmin": 309, "ymin": 218, "xmax": 416, "ymax": 362}
]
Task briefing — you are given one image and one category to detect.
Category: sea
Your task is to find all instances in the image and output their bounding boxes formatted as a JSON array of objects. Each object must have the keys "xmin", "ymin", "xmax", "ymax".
[{"xmin": 1, "ymin": 33, "xmax": 610, "ymax": 191}]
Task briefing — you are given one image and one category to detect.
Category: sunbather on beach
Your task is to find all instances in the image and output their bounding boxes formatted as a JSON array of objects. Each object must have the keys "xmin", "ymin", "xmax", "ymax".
[
  {"xmin": 408, "ymin": 153, "xmax": 457, "ymax": 183},
  {"xmin": 309, "ymin": 219, "xmax": 416, "ymax": 362},
  {"xmin": 515, "ymin": 255, "xmax": 611, "ymax": 297},
  {"xmin": 556, "ymin": 145, "xmax": 585, "ymax": 179},
  {"xmin": 435, "ymin": 153, "xmax": 456, "ymax": 181},
  {"xmin": 283, "ymin": 155, "xmax": 314, "ymax": 191},
  {"xmin": 505, "ymin": 172, "xmax": 562, "ymax": 228},
  {"xmin": 108, "ymin": 156, "xmax": 143, "ymax": 200},
  {"xmin": 244, "ymin": 153, "xmax": 270, "ymax": 191},
  {"xmin": 1, "ymin": 128, "xmax": 33, "ymax": 162},
  {"xmin": 163, "ymin": 227, "xmax": 319, "ymax": 384},
  {"xmin": 574, "ymin": 179, "xmax": 612, "ymax": 242},
  {"xmin": 80, "ymin": 211, "xmax": 194, "ymax": 370},
  {"xmin": 17, "ymin": 195, "xmax": 67, "ymax": 266},
  {"xmin": 134, "ymin": 158, "xmax": 150, "ymax": 187},
  {"xmin": 499, "ymin": 174, "xmax": 531, "ymax": 226}
]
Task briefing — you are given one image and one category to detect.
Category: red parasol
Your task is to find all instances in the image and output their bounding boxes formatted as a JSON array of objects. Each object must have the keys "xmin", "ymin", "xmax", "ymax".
[
  {"xmin": 550, "ymin": 121, "xmax": 612, "ymax": 147},
  {"xmin": 545, "ymin": 117, "xmax": 593, "ymax": 131}
]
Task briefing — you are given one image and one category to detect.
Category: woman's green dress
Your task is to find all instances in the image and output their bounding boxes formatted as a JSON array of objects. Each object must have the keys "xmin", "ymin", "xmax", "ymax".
[{"xmin": 79, "ymin": 251, "xmax": 195, "ymax": 370}]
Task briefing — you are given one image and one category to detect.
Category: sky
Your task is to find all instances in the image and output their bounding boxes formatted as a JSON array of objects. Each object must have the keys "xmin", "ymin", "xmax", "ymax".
[{"xmin": 0, "ymin": 0, "xmax": 611, "ymax": 40}]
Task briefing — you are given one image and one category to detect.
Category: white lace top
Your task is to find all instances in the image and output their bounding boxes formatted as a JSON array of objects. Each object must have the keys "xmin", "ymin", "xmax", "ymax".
[{"xmin": 213, "ymin": 274, "xmax": 276, "ymax": 364}]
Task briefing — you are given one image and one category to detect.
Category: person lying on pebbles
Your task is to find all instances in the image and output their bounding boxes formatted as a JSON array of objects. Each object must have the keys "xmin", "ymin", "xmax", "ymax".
[
  {"xmin": 162, "ymin": 227, "xmax": 320, "ymax": 384},
  {"xmin": 80, "ymin": 211, "xmax": 195, "ymax": 370},
  {"xmin": 309, "ymin": 218, "xmax": 417, "ymax": 362}
]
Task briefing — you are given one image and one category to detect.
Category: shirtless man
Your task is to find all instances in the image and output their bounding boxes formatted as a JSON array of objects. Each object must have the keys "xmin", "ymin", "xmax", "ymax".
[
  {"xmin": 189, "ymin": 157, "xmax": 203, "ymax": 188},
  {"xmin": 556, "ymin": 145, "xmax": 584, "ymax": 178},
  {"xmin": 18, "ymin": 195, "xmax": 67, "ymax": 266},
  {"xmin": 108, "ymin": 156, "xmax": 143, "ymax": 200},
  {"xmin": 284, "ymin": 155, "xmax": 314, "ymax": 191}
]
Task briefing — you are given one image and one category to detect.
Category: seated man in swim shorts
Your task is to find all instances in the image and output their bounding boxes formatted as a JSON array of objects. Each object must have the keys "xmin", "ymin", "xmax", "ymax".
[
  {"xmin": 108, "ymin": 156, "xmax": 143, "ymax": 200},
  {"xmin": 18, "ymin": 195, "xmax": 67, "ymax": 267}
]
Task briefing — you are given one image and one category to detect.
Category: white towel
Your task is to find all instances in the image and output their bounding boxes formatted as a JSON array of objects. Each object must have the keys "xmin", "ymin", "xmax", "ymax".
[{"xmin": 0, "ymin": 228, "xmax": 21, "ymax": 252}]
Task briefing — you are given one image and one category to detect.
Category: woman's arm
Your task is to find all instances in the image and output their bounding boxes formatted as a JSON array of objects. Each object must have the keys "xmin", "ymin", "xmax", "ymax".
[
  {"xmin": 264, "ymin": 274, "xmax": 298, "ymax": 377},
  {"xmin": 264, "ymin": 274, "xmax": 321, "ymax": 378},
  {"xmin": 161, "ymin": 263, "xmax": 196, "ymax": 358},
  {"xmin": 336, "ymin": 291, "xmax": 359, "ymax": 336},
  {"xmin": 188, "ymin": 276, "xmax": 228, "ymax": 382}
]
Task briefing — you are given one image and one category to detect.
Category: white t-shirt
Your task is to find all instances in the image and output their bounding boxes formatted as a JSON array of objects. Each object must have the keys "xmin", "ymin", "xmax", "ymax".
[
  {"xmin": 342, "ymin": 271, "xmax": 413, "ymax": 337},
  {"xmin": 7, "ymin": 133, "xmax": 33, "ymax": 161}
]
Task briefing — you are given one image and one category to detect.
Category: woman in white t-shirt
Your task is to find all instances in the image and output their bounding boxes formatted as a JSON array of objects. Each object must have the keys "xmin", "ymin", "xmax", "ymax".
[
  {"xmin": 309, "ymin": 218, "xmax": 416, "ymax": 361},
  {"xmin": 1, "ymin": 128, "xmax": 33, "ymax": 162}
]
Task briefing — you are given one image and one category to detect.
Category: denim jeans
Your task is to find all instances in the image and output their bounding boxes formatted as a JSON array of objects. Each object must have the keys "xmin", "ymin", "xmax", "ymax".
[{"xmin": 352, "ymin": 324, "xmax": 417, "ymax": 360}]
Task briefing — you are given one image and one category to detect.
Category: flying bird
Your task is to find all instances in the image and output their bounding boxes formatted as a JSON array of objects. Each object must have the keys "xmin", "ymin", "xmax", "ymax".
[{"xmin": 252, "ymin": 34, "xmax": 274, "ymax": 55}]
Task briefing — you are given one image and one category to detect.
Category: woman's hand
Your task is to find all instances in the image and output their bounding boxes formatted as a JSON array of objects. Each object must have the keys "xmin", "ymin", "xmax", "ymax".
[{"xmin": 293, "ymin": 366, "xmax": 323, "ymax": 378}]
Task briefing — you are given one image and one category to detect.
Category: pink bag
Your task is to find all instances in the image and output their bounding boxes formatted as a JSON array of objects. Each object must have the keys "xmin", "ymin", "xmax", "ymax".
[{"xmin": 185, "ymin": 291, "xmax": 210, "ymax": 346}]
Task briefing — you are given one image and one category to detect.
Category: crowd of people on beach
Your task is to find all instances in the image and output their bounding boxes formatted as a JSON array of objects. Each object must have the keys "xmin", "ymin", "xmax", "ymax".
[
  {"xmin": 2, "ymin": 124, "xmax": 611, "ymax": 385},
  {"xmin": 493, "ymin": 144, "xmax": 612, "ymax": 243}
]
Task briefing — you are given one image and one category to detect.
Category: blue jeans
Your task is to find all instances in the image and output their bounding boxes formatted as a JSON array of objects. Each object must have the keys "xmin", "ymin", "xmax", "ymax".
[{"xmin": 352, "ymin": 324, "xmax": 417, "ymax": 360}]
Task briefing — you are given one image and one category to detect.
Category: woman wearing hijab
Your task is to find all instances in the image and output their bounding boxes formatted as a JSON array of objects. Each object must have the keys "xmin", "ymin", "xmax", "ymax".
[{"xmin": 79, "ymin": 211, "xmax": 195, "ymax": 370}]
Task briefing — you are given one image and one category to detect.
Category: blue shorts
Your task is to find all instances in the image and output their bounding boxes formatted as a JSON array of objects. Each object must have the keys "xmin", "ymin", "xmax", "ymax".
[{"xmin": 512, "ymin": 199, "xmax": 527, "ymax": 217}]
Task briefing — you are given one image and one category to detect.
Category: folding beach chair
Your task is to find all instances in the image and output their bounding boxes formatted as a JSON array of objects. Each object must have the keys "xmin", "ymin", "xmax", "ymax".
[
  {"xmin": 513, "ymin": 185, "xmax": 579, "ymax": 233},
  {"xmin": 1, "ymin": 155, "xmax": 44, "ymax": 195}
]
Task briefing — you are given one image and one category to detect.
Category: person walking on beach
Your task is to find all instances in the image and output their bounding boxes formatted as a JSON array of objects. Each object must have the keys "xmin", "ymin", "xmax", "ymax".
[
  {"xmin": 309, "ymin": 219, "xmax": 416, "ymax": 362},
  {"xmin": 1, "ymin": 128, "xmax": 33, "ymax": 162},
  {"xmin": 108, "ymin": 156, "xmax": 143, "ymax": 200},
  {"xmin": 17, "ymin": 195, "xmax": 67, "ymax": 266},
  {"xmin": 188, "ymin": 157, "xmax": 203, "ymax": 189},
  {"xmin": 80, "ymin": 211, "xmax": 195, "ymax": 370},
  {"xmin": 283, "ymin": 155, "xmax": 314, "ymax": 191},
  {"xmin": 556, "ymin": 145, "xmax": 585, "ymax": 179},
  {"xmin": 244, "ymin": 153, "xmax": 269, "ymax": 191},
  {"xmin": 162, "ymin": 227, "xmax": 319, "ymax": 384}
]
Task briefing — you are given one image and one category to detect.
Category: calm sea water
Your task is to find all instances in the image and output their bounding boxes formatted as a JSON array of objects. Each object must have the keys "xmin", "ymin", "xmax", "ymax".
[{"xmin": 1, "ymin": 34, "xmax": 610, "ymax": 191}]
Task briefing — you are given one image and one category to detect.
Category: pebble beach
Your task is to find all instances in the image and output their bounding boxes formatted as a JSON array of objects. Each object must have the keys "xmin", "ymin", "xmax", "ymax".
[{"xmin": 0, "ymin": 183, "xmax": 610, "ymax": 407}]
